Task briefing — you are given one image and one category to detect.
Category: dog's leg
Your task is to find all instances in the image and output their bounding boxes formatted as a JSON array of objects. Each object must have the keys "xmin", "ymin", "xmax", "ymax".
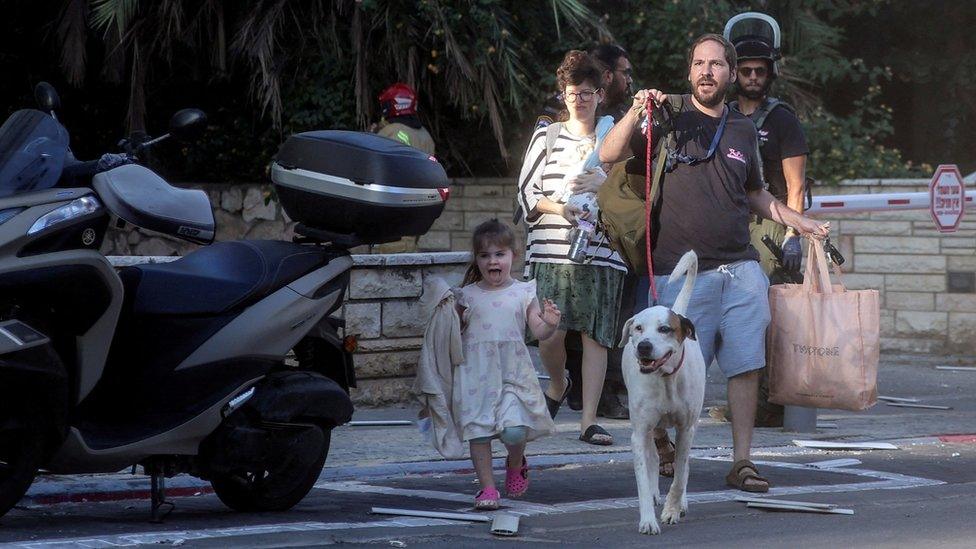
[
  {"xmin": 632, "ymin": 426, "xmax": 661, "ymax": 535},
  {"xmin": 661, "ymin": 425, "xmax": 695, "ymax": 524}
]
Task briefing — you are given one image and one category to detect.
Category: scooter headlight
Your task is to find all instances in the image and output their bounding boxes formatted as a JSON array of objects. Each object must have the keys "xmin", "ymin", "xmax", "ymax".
[{"xmin": 28, "ymin": 195, "xmax": 102, "ymax": 235}]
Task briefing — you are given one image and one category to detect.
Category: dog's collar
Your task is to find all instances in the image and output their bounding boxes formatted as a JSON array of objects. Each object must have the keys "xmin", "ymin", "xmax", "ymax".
[{"xmin": 661, "ymin": 346, "xmax": 686, "ymax": 377}]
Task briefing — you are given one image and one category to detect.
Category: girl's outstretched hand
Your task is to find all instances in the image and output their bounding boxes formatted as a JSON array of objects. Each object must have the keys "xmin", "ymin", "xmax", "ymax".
[{"xmin": 539, "ymin": 298, "xmax": 561, "ymax": 326}]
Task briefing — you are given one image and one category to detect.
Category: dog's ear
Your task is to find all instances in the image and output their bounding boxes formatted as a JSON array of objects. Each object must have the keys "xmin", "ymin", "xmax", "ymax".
[
  {"xmin": 678, "ymin": 314, "xmax": 696, "ymax": 341},
  {"xmin": 618, "ymin": 316, "xmax": 636, "ymax": 348}
]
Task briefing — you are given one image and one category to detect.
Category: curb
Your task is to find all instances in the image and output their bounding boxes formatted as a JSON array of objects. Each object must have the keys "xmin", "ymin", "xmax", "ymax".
[{"xmin": 19, "ymin": 434, "xmax": 952, "ymax": 508}]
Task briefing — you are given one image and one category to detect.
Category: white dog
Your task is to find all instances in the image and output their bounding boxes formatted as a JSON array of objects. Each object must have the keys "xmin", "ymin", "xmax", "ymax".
[{"xmin": 620, "ymin": 250, "xmax": 705, "ymax": 535}]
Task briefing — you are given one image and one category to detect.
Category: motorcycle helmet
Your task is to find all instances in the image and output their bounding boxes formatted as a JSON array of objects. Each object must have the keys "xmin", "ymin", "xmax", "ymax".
[
  {"xmin": 378, "ymin": 83, "xmax": 418, "ymax": 119},
  {"xmin": 723, "ymin": 12, "xmax": 781, "ymax": 77}
]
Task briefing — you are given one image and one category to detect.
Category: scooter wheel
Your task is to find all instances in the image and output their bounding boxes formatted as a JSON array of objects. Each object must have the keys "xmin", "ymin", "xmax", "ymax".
[
  {"xmin": 210, "ymin": 426, "xmax": 330, "ymax": 512},
  {"xmin": 0, "ymin": 424, "xmax": 46, "ymax": 519}
]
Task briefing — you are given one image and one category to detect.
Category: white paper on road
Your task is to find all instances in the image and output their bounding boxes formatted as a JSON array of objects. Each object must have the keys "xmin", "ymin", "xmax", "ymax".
[
  {"xmin": 935, "ymin": 366, "xmax": 976, "ymax": 371},
  {"xmin": 735, "ymin": 496, "xmax": 837, "ymax": 509},
  {"xmin": 746, "ymin": 501, "xmax": 855, "ymax": 515},
  {"xmin": 886, "ymin": 402, "xmax": 951, "ymax": 410},
  {"xmin": 793, "ymin": 440, "xmax": 898, "ymax": 450},
  {"xmin": 371, "ymin": 507, "xmax": 491, "ymax": 523},
  {"xmin": 878, "ymin": 395, "xmax": 920, "ymax": 403},
  {"xmin": 806, "ymin": 458, "xmax": 863, "ymax": 469}
]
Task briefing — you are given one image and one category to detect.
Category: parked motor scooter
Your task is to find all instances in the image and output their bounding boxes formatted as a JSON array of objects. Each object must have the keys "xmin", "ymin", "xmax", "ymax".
[{"xmin": 0, "ymin": 83, "xmax": 449, "ymax": 521}]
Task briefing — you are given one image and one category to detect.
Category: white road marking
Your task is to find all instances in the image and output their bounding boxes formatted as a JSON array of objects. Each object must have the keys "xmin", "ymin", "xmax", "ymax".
[{"xmin": 9, "ymin": 455, "xmax": 945, "ymax": 548}]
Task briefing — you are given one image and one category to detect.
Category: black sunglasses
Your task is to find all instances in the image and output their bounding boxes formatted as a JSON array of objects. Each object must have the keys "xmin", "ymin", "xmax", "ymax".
[{"xmin": 738, "ymin": 66, "xmax": 768, "ymax": 77}]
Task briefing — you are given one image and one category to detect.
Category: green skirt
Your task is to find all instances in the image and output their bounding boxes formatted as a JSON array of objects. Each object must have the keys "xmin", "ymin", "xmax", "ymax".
[{"xmin": 530, "ymin": 262, "xmax": 625, "ymax": 348}]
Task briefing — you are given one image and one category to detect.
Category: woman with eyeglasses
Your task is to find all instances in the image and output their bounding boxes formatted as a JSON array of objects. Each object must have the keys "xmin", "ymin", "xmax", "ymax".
[{"xmin": 516, "ymin": 50, "xmax": 627, "ymax": 446}]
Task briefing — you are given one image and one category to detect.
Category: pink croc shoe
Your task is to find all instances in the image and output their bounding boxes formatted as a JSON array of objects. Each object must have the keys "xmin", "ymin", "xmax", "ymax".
[
  {"xmin": 505, "ymin": 456, "xmax": 529, "ymax": 497},
  {"xmin": 474, "ymin": 486, "xmax": 500, "ymax": 510}
]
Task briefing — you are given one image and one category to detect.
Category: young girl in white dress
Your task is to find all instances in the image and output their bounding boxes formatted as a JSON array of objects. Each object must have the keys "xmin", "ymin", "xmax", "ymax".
[{"xmin": 455, "ymin": 220, "xmax": 560, "ymax": 510}]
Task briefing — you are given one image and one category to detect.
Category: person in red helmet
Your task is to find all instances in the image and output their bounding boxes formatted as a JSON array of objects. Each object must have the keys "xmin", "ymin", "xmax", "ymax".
[{"xmin": 374, "ymin": 83, "xmax": 436, "ymax": 155}]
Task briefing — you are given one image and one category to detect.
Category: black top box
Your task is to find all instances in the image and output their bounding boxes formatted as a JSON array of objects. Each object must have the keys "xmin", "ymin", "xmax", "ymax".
[{"xmin": 271, "ymin": 131, "xmax": 450, "ymax": 245}]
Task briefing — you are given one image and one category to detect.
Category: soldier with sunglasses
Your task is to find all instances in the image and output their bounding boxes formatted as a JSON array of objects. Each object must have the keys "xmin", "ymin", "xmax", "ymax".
[{"xmin": 728, "ymin": 15, "xmax": 810, "ymax": 428}]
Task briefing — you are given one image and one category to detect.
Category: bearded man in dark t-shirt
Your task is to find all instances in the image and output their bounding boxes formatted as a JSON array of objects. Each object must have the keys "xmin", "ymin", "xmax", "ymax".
[{"xmin": 600, "ymin": 34, "xmax": 828, "ymax": 493}]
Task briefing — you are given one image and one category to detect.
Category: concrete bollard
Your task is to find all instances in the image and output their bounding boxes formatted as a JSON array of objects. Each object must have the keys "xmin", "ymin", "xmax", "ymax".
[{"xmin": 783, "ymin": 405, "xmax": 817, "ymax": 433}]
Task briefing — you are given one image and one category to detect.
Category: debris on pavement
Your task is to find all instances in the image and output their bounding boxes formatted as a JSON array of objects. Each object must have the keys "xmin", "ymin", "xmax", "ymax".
[
  {"xmin": 736, "ymin": 496, "xmax": 837, "ymax": 509},
  {"xmin": 745, "ymin": 501, "xmax": 854, "ymax": 515},
  {"xmin": 490, "ymin": 514, "xmax": 520, "ymax": 536},
  {"xmin": 885, "ymin": 402, "xmax": 951, "ymax": 410},
  {"xmin": 878, "ymin": 395, "xmax": 920, "ymax": 403},
  {"xmin": 806, "ymin": 458, "xmax": 862, "ymax": 469},
  {"xmin": 793, "ymin": 440, "xmax": 898, "ymax": 450},
  {"xmin": 389, "ymin": 541, "xmax": 407, "ymax": 548},
  {"xmin": 370, "ymin": 507, "xmax": 492, "ymax": 523}
]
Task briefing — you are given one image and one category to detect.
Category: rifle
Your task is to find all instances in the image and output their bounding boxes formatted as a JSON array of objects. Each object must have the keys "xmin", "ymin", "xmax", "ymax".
[{"xmin": 761, "ymin": 235, "xmax": 846, "ymax": 285}]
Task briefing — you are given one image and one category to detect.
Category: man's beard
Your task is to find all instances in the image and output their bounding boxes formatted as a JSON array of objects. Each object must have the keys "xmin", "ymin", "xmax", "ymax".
[
  {"xmin": 606, "ymin": 83, "xmax": 631, "ymax": 111},
  {"xmin": 693, "ymin": 78, "xmax": 727, "ymax": 108},
  {"xmin": 738, "ymin": 80, "xmax": 771, "ymax": 100}
]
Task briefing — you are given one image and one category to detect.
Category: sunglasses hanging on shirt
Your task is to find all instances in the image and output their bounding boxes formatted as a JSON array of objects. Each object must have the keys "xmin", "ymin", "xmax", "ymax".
[{"xmin": 666, "ymin": 106, "xmax": 730, "ymax": 171}]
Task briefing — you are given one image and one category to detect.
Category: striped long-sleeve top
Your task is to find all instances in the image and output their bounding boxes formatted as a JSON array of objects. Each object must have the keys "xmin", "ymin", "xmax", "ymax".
[{"xmin": 516, "ymin": 124, "xmax": 628, "ymax": 273}]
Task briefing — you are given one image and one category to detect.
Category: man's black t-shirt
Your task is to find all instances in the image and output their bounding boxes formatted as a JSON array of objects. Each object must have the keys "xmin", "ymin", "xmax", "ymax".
[
  {"xmin": 629, "ymin": 95, "xmax": 764, "ymax": 272},
  {"xmin": 755, "ymin": 103, "xmax": 808, "ymax": 202}
]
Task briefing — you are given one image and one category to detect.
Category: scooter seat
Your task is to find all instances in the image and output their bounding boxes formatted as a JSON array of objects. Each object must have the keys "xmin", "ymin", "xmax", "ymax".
[{"xmin": 121, "ymin": 240, "xmax": 331, "ymax": 315}]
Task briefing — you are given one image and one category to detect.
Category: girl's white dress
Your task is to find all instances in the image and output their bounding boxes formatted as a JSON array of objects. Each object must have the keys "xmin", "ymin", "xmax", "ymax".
[{"xmin": 454, "ymin": 280, "xmax": 556, "ymax": 442}]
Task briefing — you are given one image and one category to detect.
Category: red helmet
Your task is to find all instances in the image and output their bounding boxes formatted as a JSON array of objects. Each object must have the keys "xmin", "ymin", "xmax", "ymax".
[{"xmin": 378, "ymin": 83, "xmax": 418, "ymax": 118}]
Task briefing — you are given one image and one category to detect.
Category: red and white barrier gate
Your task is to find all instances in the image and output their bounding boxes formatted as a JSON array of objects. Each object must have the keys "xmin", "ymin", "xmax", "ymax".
[
  {"xmin": 809, "ymin": 165, "xmax": 969, "ymax": 232},
  {"xmin": 807, "ymin": 190, "xmax": 975, "ymax": 215}
]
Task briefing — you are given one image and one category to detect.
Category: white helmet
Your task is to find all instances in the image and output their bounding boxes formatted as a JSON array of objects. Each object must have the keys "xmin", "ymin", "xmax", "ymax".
[{"xmin": 724, "ymin": 12, "xmax": 782, "ymax": 77}]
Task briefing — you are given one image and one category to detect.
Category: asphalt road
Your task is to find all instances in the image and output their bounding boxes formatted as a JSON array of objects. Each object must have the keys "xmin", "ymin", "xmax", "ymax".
[{"xmin": 3, "ymin": 438, "xmax": 975, "ymax": 548}]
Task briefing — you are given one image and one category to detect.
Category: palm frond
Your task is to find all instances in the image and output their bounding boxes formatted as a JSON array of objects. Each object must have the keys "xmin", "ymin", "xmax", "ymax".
[
  {"xmin": 56, "ymin": 0, "xmax": 89, "ymax": 86},
  {"xmin": 232, "ymin": 1, "xmax": 292, "ymax": 125},
  {"xmin": 90, "ymin": 0, "xmax": 139, "ymax": 39}
]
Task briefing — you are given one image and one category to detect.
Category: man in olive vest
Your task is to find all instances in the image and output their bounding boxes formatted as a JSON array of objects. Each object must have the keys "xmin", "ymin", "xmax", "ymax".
[{"xmin": 729, "ymin": 19, "xmax": 810, "ymax": 428}]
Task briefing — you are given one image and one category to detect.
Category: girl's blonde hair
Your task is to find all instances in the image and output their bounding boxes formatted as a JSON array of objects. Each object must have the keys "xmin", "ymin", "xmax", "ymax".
[{"xmin": 462, "ymin": 219, "xmax": 517, "ymax": 286}]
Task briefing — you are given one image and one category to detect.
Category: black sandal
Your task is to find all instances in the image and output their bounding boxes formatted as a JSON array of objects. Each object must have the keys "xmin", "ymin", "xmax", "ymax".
[
  {"xmin": 545, "ymin": 376, "xmax": 573, "ymax": 419},
  {"xmin": 579, "ymin": 424, "xmax": 613, "ymax": 446}
]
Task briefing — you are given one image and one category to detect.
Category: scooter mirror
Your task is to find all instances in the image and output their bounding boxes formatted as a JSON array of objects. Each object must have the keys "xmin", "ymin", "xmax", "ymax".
[
  {"xmin": 34, "ymin": 82, "xmax": 61, "ymax": 113},
  {"xmin": 168, "ymin": 108, "xmax": 207, "ymax": 142}
]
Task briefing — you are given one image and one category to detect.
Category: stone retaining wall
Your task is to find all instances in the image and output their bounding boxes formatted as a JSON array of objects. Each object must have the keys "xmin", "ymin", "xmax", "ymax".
[
  {"xmin": 817, "ymin": 178, "xmax": 976, "ymax": 355},
  {"xmin": 341, "ymin": 252, "xmax": 469, "ymax": 405},
  {"xmin": 108, "ymin": 177, "xmax": 976, "ymax": 404}
]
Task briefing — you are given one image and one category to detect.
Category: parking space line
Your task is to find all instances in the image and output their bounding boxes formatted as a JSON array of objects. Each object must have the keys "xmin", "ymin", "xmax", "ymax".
[{"xmin": 10, "ymin": 457, "xmax": 944, "ymax": 548}]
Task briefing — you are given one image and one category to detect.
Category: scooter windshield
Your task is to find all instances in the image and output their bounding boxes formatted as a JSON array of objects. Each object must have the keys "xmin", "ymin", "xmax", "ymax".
[{"xmin": 0, "ymin": 109, "xmax": 69, "ymax": 198}]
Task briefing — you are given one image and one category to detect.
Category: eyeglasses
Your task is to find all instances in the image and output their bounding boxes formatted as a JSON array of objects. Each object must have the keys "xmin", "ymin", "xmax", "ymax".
[
  {"xmin": 738, "ymin": 66, "xmax": 768, "ymax": 77},
  {"xmin": 560, "ymin": 89, "xmax": 600, "ymax": 103}
]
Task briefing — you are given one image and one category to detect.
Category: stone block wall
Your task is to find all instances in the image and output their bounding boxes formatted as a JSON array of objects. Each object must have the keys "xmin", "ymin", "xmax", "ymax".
[
  {"xmin": 110, "ymin": 176, "xmax": 976, "ymax": 406},
  {"xmin": 818, "ymin": 179, "xmax": 976, "ymax": 354},
  {"xmin": 100, "ymin": 179, "xmax": 523, "ymax": 262},
  {"xmin": 342, "ymin": 252, "xmax": 469, "ymax": 405}
]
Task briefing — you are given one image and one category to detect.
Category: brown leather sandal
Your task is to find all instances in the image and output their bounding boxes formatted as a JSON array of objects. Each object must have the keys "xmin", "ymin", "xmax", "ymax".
[
  {"xmin": 725, "ymin": 459, "xmax": 770, "ymax": 493},
  {"xmin": 654, "ymin": 433, "xmax": 676, "ymax": 478}
]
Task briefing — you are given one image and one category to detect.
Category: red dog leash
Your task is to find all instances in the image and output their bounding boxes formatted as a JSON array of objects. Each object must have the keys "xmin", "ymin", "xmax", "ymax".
[{"xmin": 644, "ymin": 97, "xmax": 658, "ymax": 304}]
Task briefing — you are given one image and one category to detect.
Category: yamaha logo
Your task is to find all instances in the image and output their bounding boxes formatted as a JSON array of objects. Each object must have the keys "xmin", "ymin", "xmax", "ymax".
[{"xmin": 81, "ymin": 228, "xmax": 97, "ymax": 246}]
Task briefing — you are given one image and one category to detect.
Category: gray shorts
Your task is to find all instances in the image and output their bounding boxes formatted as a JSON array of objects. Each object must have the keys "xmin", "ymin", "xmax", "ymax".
[{"xmin": 636, "ymin": 260, "xmax": 770, "ymax": 379}]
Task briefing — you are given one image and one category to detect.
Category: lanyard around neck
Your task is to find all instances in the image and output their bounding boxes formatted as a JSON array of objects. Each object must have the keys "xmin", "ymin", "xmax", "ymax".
[{"xmin": 670, "ymin": 105, "xmax": 729, "ymax": 168}]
